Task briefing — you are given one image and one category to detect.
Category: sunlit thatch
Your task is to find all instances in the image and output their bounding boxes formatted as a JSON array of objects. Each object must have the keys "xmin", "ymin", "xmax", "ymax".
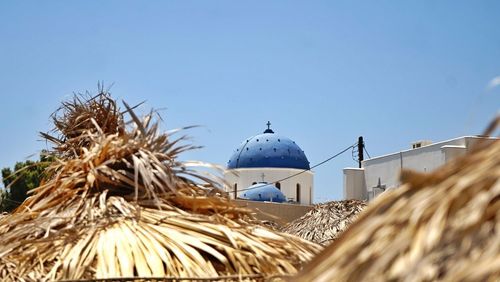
[
  {"xmin": 281, "ymin": 200, "xmax": 366, "ymax": 245},
  {"xmin": 0, "ymin": 91, "xmax": 320, "ymax": 281},
  {"xmin": 293, "ymin": 119, "xmax": 500, "ymax": 282},
  {"xmin": 40, "ymin": 89, "xmax": 125, "ymax": 159}
]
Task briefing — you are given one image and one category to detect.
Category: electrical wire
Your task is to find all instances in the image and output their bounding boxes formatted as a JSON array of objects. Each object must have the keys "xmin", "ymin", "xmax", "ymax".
[
  {"xmin": 0, "ymin": 142, "xmax": 368, "ymax": 203},
  {"xmin": 235, "ymin": 143, "xmax": 357, "ymax": 193},
  {"xmin": 364, "ymin": 146, "xmax": 371, "ymax": 159}
]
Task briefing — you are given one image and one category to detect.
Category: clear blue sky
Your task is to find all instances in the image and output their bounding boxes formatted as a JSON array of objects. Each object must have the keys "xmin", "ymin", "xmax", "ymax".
[{"xmin": 1, "ymin": 1, "xmax": 498, "ymax": 201}]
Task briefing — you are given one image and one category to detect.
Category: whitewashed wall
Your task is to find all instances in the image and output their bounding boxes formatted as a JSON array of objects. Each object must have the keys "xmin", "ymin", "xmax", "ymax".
[
  {"xmin": 343, "ymin": 136, "xmax": 495, "ymax": 201},
  {"xmin": 343, "ymin": 168, "xmax": 366, "ymax": 200},
  {"xmin": 224, "ymin": 167, "xmax": 313, "ymax": 205}
]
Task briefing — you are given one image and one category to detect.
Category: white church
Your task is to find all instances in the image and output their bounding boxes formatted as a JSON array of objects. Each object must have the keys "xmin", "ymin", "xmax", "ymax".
[
  {"xmin": 223, "ymin": 122, "xmax": 498, "ymax": 206},
  {"xmin": 224, "ymin": 122, "xmax": 313, "ymax": 205},
  {"xmin": 343, "ymin": 135, "xmax": 498, "ymax": 201}
]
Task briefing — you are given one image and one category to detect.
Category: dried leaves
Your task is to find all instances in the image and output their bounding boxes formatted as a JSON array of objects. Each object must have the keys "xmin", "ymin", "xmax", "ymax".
[
  {"xmin": 281, "ymin": 200, "xmax": 366, "ymax": 245},
  {"xmin": 40, "ymin": 89, "xmax": 125, "ymax": 158},
  {"xmin": 0, "ymin": 91, "xmax": 320, "ymax": 281},
  {"xmin": 294, "ymin": 136, "xmax": 500, "ymax": 282}
]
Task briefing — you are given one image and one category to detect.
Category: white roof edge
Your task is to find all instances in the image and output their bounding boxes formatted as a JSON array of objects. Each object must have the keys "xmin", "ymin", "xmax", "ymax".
[
  {"xmin": 440, "ymin": 145, "xmax": 466, "ymax": 148},
  {"xmin": 343, "ymin": 167, "xmax": 365, "ymax": 171},
  {"xmin": 362, "ymin": 136, "xmax": 497, "ymax": 163}
]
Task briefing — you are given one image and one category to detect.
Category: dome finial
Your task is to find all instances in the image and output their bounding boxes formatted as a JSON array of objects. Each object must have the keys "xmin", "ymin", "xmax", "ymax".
[{"xmin": 264, "ymin": 121, "xmax": 274, "ymax": 134}]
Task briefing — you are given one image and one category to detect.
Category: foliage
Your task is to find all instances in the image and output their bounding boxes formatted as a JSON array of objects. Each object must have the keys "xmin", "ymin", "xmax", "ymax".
[
  {"xmin": 0, "ymin": 189, "xmax": 8, "ymax": 213},
  {"xmin": 0, "ymin": 153, "xmax": 52, "ymax": 212}
]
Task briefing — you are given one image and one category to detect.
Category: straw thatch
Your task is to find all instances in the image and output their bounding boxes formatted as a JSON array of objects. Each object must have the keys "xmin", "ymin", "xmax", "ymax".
[
  {"xmin": 281, "ymin": 200, "xmax": 366, "ymax": 245},
  {"xmin": 40, "ymin": 90, "xmax": 125, "ymax": 159},
  {"xmin": 293, "ymin": 121, "xmax": 500, "ymax": 282},
  {"xmin": 0, "ymin": 92, "xmax": 320, "ymax": 281},
  {"xmin": 260, "ymin": 220, "xmax": 282, "ymax": 231}
]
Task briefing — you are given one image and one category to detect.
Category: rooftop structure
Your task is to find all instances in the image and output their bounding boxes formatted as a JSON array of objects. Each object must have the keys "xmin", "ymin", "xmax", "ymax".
[
  {"xmin": 344, "ymin": 135, "xmax": 498, "ymax": 201},
  {"xmin": 225, "ymin": 122, "xmax": 314, "ymax": 205}
]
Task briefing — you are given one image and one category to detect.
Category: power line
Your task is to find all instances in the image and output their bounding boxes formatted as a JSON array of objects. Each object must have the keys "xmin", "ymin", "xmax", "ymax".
[
  {"xmin": 235, "ymin": 143, "xmax": 357, "ymax": 193},
  {"xmin": 364, "ymin": 146, "xmax": 371, "ymax": 159},
  {"xmin": 0, "ymin": 142, "xmax": 369, "ymax": 202}
]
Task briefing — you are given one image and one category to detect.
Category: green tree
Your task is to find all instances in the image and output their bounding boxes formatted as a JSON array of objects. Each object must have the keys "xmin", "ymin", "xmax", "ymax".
[
  {"xmin": 1, "ymin": 153, "xmax": 52, "ymax": 212},
  {"xmin": 0, "ymin": 188, "xmax": 9, "ymax": 212}
]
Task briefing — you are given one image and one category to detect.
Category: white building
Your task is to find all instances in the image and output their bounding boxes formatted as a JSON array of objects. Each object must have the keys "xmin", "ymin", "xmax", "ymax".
[
  {"xmin": 344, "ymin": 136, "xmax": 497, "ymax": 201},
  {"xmin": 224, "ymin": 122, "xmax": 313, "ymax": 205}
]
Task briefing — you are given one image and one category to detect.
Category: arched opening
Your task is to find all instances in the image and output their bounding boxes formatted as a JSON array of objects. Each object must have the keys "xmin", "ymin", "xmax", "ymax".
[
  {"xmin": 275, "ymin": 182, "xmax": 281, "ymax": 190},
  {"xmin": 296, "ymin": 183, "xmax": 301, "ymax": 203},
  {"xmin": 252, "ymin": 182, "xmax": 257, "ymax": 185},
  {"xmin": 233, "ymin": 183, "xmax": 237, "ymax": 199}
]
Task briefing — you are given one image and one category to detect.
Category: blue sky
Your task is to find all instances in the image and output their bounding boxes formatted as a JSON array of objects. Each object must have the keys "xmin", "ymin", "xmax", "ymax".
[{"xmin": 0, "ymin": 1, "xmax": 498, "ymax": 201}]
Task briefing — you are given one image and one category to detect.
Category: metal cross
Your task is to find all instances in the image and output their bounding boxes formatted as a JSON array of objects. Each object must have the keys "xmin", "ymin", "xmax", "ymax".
[
  {"xmin": 260, "ymin": 173, "xmax": 265, "ymax": 182},
  {"xmin": 266, "ymin": 121, "xmax": 271, "ymax": 130}
]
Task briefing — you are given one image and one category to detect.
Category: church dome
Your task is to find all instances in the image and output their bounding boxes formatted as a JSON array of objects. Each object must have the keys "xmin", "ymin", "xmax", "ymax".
[
  {"xmin": 241, "ymin": 182, "xmax": 286, "ymax": 202},
  {"xmin": 227, "ymin": 122, "xmax": 310, "ymax": 170}
]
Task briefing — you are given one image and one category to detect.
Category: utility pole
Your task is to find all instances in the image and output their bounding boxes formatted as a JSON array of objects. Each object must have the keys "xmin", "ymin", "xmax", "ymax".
[{"xmin": 358, "ymin": 136, "xmax": 364, "ymax": 168}]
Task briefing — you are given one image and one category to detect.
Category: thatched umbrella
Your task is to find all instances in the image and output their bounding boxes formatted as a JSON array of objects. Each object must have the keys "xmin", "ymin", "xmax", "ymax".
[
  {"xmin": 281, "ymin": 200, "xmax": 366, "ymax": 245},
  {"xmin": 293, "ymin": 119, "xmax": 500, "ymax": 282},
  {"xmin": 0, "ymin": 92, "xmax": 320, "ymax": 281}
]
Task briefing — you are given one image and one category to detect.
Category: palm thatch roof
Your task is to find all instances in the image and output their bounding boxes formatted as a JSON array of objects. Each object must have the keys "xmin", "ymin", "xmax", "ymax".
[
  {"xmin": 259, "ymin": 220, "xmax": 282, "ymax": 231},
  {"xmin": 293, "ymin": 119, "xmax": 500, "ymax": 282},
  {"xmin": 281, "ymin": 200, "xmax": 366, "ymax": 245},
  {"xmin": 0, "ymin": 92, "xmax": 320, "ymax": 281}
]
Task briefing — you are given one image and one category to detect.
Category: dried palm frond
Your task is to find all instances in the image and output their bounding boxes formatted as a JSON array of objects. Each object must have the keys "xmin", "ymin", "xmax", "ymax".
[
  {"xmin": 281, "ymin": 200, "xmax": 366, "ymax": 245},
  {"xmin": 0, "ymin": 93, "xmax": 320, "ymax": 281},
  {"xmin": 259, "ymin": 220, "xmax": 282, "ymax": 231},
  {"xmin": 294, "ymin": 122, "xmax": 500, "ymax": 281},
  {"xmin": 40, "ymin": 87, "xmax": 125, "ymax": 158}
]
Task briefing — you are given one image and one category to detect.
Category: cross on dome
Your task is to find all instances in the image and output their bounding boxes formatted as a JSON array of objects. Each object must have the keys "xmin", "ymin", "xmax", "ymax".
[
  {"xmin": 263, "ymin": 121, "xmax": 274, "ymax": 134},
  {"xmin": 227, "ymin": 122, "xmax": 310, "ymax": 170}
]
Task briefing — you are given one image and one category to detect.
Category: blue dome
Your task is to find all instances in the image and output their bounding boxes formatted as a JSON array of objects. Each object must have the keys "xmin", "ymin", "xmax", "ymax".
[
  {"xmin": 227, "ymin": 124, "xmax": 310, "ymax": 170},
  {"xmin": 241, "ymin": 183, "xmax": 286, "ymax": 202}
]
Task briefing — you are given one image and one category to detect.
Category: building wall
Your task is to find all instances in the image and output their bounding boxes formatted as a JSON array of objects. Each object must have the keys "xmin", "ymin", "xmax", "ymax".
[
  {"xmin": 344, "ymin": 136, "xmax": 496, "ymax": 201},
  {"xmin": 224, "ymin": 167, "xmax": 313, "ymax": 205},
  {"xmin": 343, "ymin": 168, "xmax": 366, "ymax": 200},
  {"xmin": 234, "ymin": 199, "xmax": 313, "ymax": 223}
]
